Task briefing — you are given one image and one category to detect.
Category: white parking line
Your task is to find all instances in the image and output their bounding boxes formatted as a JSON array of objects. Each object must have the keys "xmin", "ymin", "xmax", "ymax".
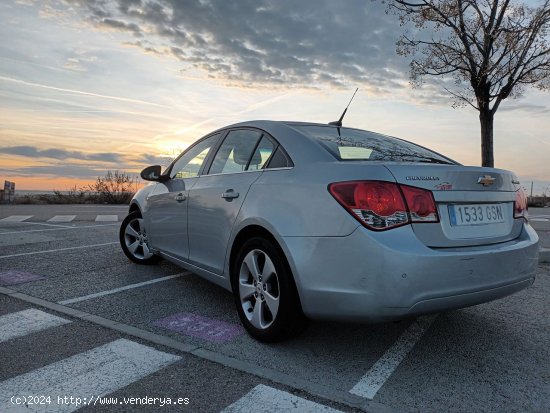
[
  {"xmin": 95, "ymin": 215, "xmax": 118, "ymax": 222},
  {"xmin": 0, "ymin": 242, "xmax": 118, "ymax": 259},
  {"xmin": 59, "ymin": 273, "xmax": 188, "ymax": 305},
  {"xmin": 68, "ymin": 205, "xmax": 126, "ymax": 208},
  {"xmin": 0, "ymin": 215, "xmax": 33, "ymax": 222},
  {"xmin": 0, "ymin": 339, "xmax": 180, "ymax": 413},
  {"xmin": 0, "ymin": 223, "xmax": 119, "ymax": 235},
  {"xmin": 221, "ymin": 384, "xmax": 343, "ymax": 413},
  {"xmin": 48, "ymin": 215, "xmax": 76, "ymax": 223},
  {"xmin": 350, "ymin": 315, "xmax": 438, "ymax": 399},
  {"xmin": 0, "ymin": 309, "xmax": 71, "ymax": 343},
  {"xmin": 2, "ymin": 221, "xmax": 73, "ymax": 228},
  {"xmin": 530, "ymin": 218, "xmax": 549, "ymax": 222}
]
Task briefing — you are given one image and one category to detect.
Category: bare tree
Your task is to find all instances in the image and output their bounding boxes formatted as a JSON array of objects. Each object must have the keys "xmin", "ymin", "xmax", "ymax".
[
  {"xmin": 390, "ymin": 0, "xmax": 550, "ymax": 167},
  {"xmin": 87, "ymin": 170, "xmax": 138, "ymax": 204}
]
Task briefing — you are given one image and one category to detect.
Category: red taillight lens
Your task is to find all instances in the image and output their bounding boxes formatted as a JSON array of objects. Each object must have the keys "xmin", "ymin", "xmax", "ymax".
[
  {"xmin": 328, "ymin": 181, "xmax": 439, "ymax": 230},
  {"xmin": 514, "ymin": 188, "xmax": 528, "ymax": 219},
  {"xmin": 353, "ymin": 182, "xmax": 406, "ymax": 217},
  {"xmin": 401, "ymin": 185, "xmax": 439, "ymax": 222},
  {"xmin": 329, "ymin": 181, "xmax": 409, "ymax": 230}
]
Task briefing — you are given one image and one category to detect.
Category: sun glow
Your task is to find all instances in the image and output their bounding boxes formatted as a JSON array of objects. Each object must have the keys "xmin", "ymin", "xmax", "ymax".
[{"xmin": 154, "ymin": 142, "xmax": 190, "ymax": 161}]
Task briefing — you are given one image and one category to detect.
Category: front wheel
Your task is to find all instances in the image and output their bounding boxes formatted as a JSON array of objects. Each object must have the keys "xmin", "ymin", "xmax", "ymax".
[
  {"xmin": 119, "ymin": 211, "xmax": 160, "ymax": 265},
  {"xmin": 232, "ymin": 237, "xmax": 307, "ymax": 342}
]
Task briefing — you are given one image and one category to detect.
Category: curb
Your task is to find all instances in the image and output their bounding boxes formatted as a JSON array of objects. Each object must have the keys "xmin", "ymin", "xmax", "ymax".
[{"xmin": 540, "ymin": 248, "xmax": 550, "ymax": 264}]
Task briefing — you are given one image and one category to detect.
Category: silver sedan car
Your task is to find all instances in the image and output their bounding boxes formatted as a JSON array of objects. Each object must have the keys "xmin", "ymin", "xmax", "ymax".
[{"xmin": 120, "ymin": 121, "xmax": 539, "ymax": 341}]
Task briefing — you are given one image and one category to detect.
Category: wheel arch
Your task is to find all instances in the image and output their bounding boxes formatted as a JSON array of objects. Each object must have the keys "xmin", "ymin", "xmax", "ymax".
[
  {"xmin": 228, "ymin": 223, "xmax": 304, "ymax": 306},
  {"xmin": 129, "ymin": 201, "xmax": 141, "ymax": 215}
]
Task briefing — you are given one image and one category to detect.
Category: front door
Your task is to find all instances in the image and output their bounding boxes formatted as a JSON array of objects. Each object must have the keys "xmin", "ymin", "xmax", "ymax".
[{"xmin": 147, "ymin": 133, "xmax": 222, "ymax": 260}]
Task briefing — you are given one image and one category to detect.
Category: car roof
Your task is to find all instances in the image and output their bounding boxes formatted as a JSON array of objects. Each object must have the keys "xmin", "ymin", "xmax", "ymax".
[
  {"xmin": 220, "ymin": 120, "xmax": 391, "ymax": 139},
  {"xmin": 223, "ymin": 119, "xmax": 346, "ymax": 130}
]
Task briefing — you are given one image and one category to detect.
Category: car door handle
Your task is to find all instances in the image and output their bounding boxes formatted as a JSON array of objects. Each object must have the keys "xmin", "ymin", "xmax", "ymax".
[
  {"xmin": 222, "ymin": 189, "xmax": 239, "ymax": 200},
  {"xmin": 175, "ymin": 193, "xmax": 186, "ymax": 202}
]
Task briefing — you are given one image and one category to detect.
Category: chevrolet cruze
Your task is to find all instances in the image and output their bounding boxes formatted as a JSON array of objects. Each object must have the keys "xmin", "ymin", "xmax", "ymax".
[{"xmin": 120, "ymin": 121, "xmax": 539, "ymax": 341}]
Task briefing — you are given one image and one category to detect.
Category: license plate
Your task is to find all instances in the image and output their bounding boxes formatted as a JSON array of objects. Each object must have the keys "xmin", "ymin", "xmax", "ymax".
[{"xmin": 448, "ymin": 204, "xmax": 505, "ymax": 226}]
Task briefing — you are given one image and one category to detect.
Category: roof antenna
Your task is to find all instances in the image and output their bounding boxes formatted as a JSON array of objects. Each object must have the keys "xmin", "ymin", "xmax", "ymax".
[{"xmin": 329, "ymin": 87, "xmax": 358, "ymax": 127}]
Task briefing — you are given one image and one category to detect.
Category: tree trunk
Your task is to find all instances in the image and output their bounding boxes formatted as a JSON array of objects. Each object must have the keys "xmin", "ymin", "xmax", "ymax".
[{"xmin": 479, "ymin": 110, "xmax": 494, "ymax": 168}]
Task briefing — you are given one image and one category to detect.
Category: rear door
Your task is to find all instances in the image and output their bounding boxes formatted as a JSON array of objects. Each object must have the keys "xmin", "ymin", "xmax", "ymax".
[
  {"xmin": 147, "ymin": 133, "xmax": 222, "ymax": 260},
  {"xmin": 187, "ymin": 129, "xmax": 276, "ymax": 274}
]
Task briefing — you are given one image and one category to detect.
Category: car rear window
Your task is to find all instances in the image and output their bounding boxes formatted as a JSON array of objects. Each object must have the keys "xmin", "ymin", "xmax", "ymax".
[{"xmin": 293, "ymin": 125, "xmax": 456, "ymax": 164}]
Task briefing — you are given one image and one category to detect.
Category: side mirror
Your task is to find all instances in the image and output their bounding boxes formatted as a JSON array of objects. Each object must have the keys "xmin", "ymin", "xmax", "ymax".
[{"xmin": 140, "ymin": 165, "xmax": 164, "ymax": 181}]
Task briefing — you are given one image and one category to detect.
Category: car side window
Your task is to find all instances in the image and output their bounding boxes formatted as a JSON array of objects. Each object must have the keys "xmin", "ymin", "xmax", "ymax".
[
  {"xmin": 170, "ymin": 133, "xmax": 220, "ymax": 179},
  {"xmin": 248, "ymin": 136, "xmax": 276, "ymax": 170},
  {"xmin": 265, "ymin": 146, "xmax": 292, "ymax": 168},
  {"xmin": 208, "ymin": 130, "xmax": 263, "ymax": 175}
]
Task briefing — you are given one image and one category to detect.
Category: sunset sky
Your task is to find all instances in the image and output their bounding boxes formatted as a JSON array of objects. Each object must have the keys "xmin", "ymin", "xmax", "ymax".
[{"xmin": 1, "ymin": 0, "xmax": 549, "ymax": 194}]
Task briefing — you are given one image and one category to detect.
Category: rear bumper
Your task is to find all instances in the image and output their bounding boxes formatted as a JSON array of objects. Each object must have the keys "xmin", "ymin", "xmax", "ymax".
[{"xmin": 282, "ymin": 223, "xmax": 539, "ymax": 322}]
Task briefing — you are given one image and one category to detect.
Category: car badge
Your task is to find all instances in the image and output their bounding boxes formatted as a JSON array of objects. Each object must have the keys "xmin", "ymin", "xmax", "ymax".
[
  {"xmin": 435, "ymin": 182, "xmax": 453, "ymax": 190},
  {"xmin": 477, "ymin": 175, "xmax": 496, "ymax": 186},
  {"xmin": 405, "ymin": 176, "xmax": 440, "ymax": 181}
]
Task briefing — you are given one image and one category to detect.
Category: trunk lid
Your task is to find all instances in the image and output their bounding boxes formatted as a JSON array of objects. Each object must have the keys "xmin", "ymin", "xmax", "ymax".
[{"xmin": 384, "ymin": 164, "xmax": 523, "ymax": 247}]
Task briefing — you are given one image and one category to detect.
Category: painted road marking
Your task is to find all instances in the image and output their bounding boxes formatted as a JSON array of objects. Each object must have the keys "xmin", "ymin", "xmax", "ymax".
[
  {"xmin": 531, "ymin": 218, "xmax": 549, "ymax": 222},
  {"xmin": 59, "ymin": 273, "xmax": 188, "ymax": 305},
  {"xmin": 0, "ymin": 338, "xmax": 180, "ymax": 413},
  {"xmin": 0, "ymin": 242, "xmax": 118, "ymax": 259},
  {"xmin": 95, "ymin": 215, "xmax": 118, "ymax": 222},
  {"xmin": 48, "ymin": 215, "xmax": 76, "ymax": 223},
  {"xmin": 0, "ymin": 215, "xmax": 33, "ymax": 222},
  {"xmin": 350, "ymin": 315, "xmax": 438, "ymax": 399},
  {"xmin": 0, "ymin": 223, "xmax": 118, "ymax": 235},
  {"xmin": 153, "ymin": 312, "xmax": 244, "ymax": 344},
  {"xmin": 222, "ymin": 384, "xmax": 343, "ymax": 413},
  {"xmin": 0, "ymin": 271, "xmax": 45, "ymax": 285},
  {"xmin": 15, "ymin": 222, "xmax": 72, "ymax": 228},
  {"xmin": 0, "ymin": 309, "xmax": 71, "ymax": 343}
]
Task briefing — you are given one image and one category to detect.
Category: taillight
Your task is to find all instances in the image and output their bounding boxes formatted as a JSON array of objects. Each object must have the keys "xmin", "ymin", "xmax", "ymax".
[
  {"xmin": 514, "ymin": 188, "xmax": 528, "ymax": 219},
  {"xmin": 328, "ymin": 181, "xmax": 439, "ymax": 231},
  {"xmin": 401, "ymin": 185, "xmax": 439, "ymax": 222}
]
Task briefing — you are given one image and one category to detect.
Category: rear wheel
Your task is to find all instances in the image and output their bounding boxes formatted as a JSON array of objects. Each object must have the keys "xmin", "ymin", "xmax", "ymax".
[
  {"xmin": 119, "ymin": 211, "xmax": 160, "ymax": 265},
  {"xmin": 232, "ymin": 237, "xmax": 307, "ymax": 342}
]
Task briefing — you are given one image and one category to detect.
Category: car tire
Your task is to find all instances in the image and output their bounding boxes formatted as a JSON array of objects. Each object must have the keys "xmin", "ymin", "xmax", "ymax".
[
  {"xmin": 119, "ymin": 211, "xmax": 160, "ymax": 265},
  {"xmin": 232, "ymin": 237, "xmax": 308, "ymax": 342}
]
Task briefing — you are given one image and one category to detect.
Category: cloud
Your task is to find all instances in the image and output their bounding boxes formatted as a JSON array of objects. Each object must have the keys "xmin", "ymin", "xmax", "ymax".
[
  {"xmin": 500, "ymin": 103, "xmax": 550, "ymax": 114},
  {"xmin": 0, "ymin": 75, "xmax": 172, "ymax": 108},
  {"xmin": 61, "ymin": 0, "xmax": 410, "ymax": 91},
  {"xmin": 95, "ymin": 17, "xmax": 143, "ymax": 37},
  {"xmin": 0, "ymin": 164, "xmax": 109, "ymax": 179},
  {"xmin": 0, "ymin": 145, "xmax": 122, "ymax": 162},
  {"xmin": 134, "ymin": 153, "xmax": 172, "ymax": 165},
  {"xmin": 63, "ymin": 49, "xmax": 99, "ymax": 72}
]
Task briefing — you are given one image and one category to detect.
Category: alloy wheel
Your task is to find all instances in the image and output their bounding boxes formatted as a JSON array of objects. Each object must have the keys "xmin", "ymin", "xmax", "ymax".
[
  {"xmin": 123, "ymin": 217, "xmax": 154, "ymax": 260},
  {"xmin": 238, "ymin": 249, "xmax": 280, "ymax": 329}
]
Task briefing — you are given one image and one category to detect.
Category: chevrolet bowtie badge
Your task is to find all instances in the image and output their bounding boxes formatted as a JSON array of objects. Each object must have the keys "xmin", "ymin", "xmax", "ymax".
[{"xmin": 477, "ymin": 175, "xmax": 496, "ymax": 186}]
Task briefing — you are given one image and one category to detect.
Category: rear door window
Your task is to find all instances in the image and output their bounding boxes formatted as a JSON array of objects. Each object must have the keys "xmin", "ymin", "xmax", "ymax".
[
  {"xmin": 249, "ymin": 136, "xmax": 276, "ymax": 170},
  {"xmin": 208, "ymin": 130, "xmax": 263, "ymax": 175}
]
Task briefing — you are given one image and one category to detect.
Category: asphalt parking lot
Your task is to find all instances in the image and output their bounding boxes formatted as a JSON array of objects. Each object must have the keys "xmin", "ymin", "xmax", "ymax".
[{"xmin": 0, "ymin": 204, "xmax": 549, "ymax": 412}]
